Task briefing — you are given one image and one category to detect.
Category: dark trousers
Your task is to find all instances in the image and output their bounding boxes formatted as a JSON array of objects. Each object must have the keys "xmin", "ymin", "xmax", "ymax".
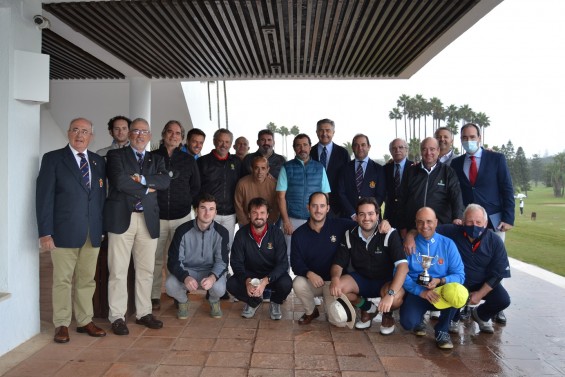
[
  {"xmin": 399, "ymin": 292, "xmax": 458, "ymax": 334},
  {"xmin": 227, "ymin": 274, "xmax": 293, "ymax": 307},
  {"xmin": 455, "ymin": 283, "xmax": 511, "ymax": 321}
]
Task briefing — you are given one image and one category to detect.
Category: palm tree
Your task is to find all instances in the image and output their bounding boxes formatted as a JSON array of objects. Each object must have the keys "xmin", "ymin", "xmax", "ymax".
[
  {"xmin": 397, "ymin": 94, "xmax": 411, "ymax": 140},
  {"xmin": 458, "ymin": 104, "xmax": 474, "ymax": 126},
  {"xmin": 389, "ymin": 108, "xmax": 402, "ymax": 138},
  {"xmin": 429, "ymin": 97, "xmax": 444, "ymax": 131},
  {"xmin": 279, "ymin": 126, "xmax": 290, "ymax": 158},
  {"xmin": 414, "ymin": 94, "xmax": 427, "ymax": 139},
  {"xmin": 445, "ymin": 104, "xmax": 459, "ymax": 130},
  {"xmin": 342, "ymin": 142, "xmax": 353, "ymax": 158},
  {"xmin": 266, "ymin": 122, "xmax": 279, "ymax": 152},
  {"xmin": 474, "ymin": 112, "xmax": 490, "ymax": 145},
  {"xmin": 290, "ymin": 125, "xmax": 300, "ymax": 137}
]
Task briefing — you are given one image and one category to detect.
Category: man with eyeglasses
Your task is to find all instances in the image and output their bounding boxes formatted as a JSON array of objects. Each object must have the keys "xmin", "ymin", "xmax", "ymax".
[
  {"xmin": 150, "ymin": 121, "xmax": 201, "ymax": 310},
  {"xmin": 36, "ymin": 118, "xmax": 107, "ymax": 343},
  {"xmin": 105, "ymin": 118, "xmax": 171, "ymax": 335},
  {"xmin": 384, "ymin": 138, "xmax": 413, "ymax": 229},
  {"xmin": 96, "ymin": 115, "xmax": 131, "ymax": 157}
]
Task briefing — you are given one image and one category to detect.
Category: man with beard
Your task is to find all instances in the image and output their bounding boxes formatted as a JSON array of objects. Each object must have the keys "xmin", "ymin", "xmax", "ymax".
[
  {"xmin": 96, "ymin": 115, "xmax": 131, "ymax": 157},
  {"xmin": 329, "ymin": 197, "xmax": 407, "ymax": 334},
  {"xmin": 243, "ymin": 129, "xmax": 286, "ymax": 179},
  {"xmin": 227, "ymin": 197, "xmax": 292, "ymax": 320},
  {"xmin": 182, "ymin": 128, "xmax": 206, "ymax": 159}
]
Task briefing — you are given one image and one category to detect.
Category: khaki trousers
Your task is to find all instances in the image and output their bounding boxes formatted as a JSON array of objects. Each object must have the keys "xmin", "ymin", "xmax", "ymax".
[
  {"xmin": 292, "ymin": 277, "xmax": 336, "ymax": 316},
  {"xmin": 151, "ymin": 212, "xmax": 193, "ymax": 299},
  {"xmin": 108, "ymin": 212, "xmax": 158, "ymax": 322},
  {"xmin": 50, "ymin": 236, "xmax": 99, "ymax": 327}
]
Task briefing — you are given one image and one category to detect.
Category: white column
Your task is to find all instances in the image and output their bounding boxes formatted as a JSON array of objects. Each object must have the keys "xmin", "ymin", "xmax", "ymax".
[{"xmin": 129, "ymin": 77, "xmax": 152, "ymax": 150}]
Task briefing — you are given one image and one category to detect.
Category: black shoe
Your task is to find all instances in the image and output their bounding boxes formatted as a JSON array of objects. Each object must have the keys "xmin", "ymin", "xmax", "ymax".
[
  {"xmin": 493, "ymin": 310, "xmax": 507, "ymax": 324},
  {"xmin": 111, "ymin": 319, "xmax": 129, "ymax": 336},
  {"xmin": 135, "ymin": 314, "xmax": 163, "ymax": 329},
  {"xmin": 151, "ymin": 299, "xmax": 161, "ymax": 310}
]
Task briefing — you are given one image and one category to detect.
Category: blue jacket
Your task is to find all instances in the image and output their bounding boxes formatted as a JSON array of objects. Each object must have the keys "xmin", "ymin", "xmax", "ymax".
[
  {"xmin": 404, "ymin": 232, "xmax": 465, "ymax": 296},
  {"xmin": 284, "ymin": 158, "xmax": 326, "ymax": 219},
  {"xmin": 451, "ymin": 148, "xmax": 515, "ymax": 228},
  {"xmin": 338, "ymin": 159, "xmax": 386, "ymax": 218}
]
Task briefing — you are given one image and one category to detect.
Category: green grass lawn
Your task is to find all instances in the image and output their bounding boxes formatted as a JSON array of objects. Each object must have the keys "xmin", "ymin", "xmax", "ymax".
[{"xmin": 506, "ymin": 186, "xmax": 565, "ymax": 276}]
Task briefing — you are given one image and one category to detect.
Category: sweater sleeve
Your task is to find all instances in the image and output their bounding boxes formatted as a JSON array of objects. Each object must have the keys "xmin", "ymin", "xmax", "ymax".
[{"xmin": 167, "ymin": 224, "xmax": 191, "ymax": 283}]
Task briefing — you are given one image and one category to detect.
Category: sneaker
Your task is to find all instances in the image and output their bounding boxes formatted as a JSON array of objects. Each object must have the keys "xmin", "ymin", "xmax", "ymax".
[
  {"xmin": 241, "ymin": 302, "xmax": 261, "ymax": 319},
  {"xmin": 448, "ymin": 320, "xmax": 460, "ymax": 334},
  {"xmin": 262, "ymin": 288, "xmax": 272, "ymax": 302},
  {"xmin": 270, "ymin": 302, "xmax": 282, "ymax": 320},
  {"xmin": 413, "ymin": 322, "xmax": 426, "ymax": 336},
  {"xmin": 472, "ymin": 307, "xmax": 494, "ymax": 333},
  {"xmin": 493, "ymin": 310, "xmax": 507, "ymax": 324},
  {"xmin": 210, "ymin": 301, "xmax": 222, "ymax": 318},
  {"xmin": 436, "ymin": 331, "xmax": 453, "ymax": 349},
  {"xmin": 460, "ymin": 305, "xmax": 471, "ymax": 320},
  {"xmin": 151, "ymin": 298, "xmax": 161, "ymax": 311},
  {"xmin": 355, "ymin": 303, "xmax": 377, "ymax": 330},
  {"xmin": 379, "ymin": 312, "xmax": 395, "ymax": 335},
  {"xmin": 430, "ymin": 310, "xmax": 440, "ymax": 320},
  {"xmin": 313, "ymin": 296, "xmax": 322, "ymax": 306},
  {"xmin": 177, "ymin": 302, "xmax": 189, "ymax": 319}
]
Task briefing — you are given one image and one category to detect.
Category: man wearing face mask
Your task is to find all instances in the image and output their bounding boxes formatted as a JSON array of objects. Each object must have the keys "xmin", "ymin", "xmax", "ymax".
[
  {"xmin": 451, "ymin": 123, "xmax": 514, "ymax": 324},
  {"xmin": 434, "ymin": 204, "xmax": 511, "ymax": 334}
]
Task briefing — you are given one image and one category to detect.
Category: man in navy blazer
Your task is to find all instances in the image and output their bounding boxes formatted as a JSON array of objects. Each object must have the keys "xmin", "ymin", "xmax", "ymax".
[
  {"xmin": 36, "ymin": 118, "xmax": 107, "ymax": 343},
  {"xmin": 105, "ymin": 118, "xmax": 170, "ymax": 335},
  {"xmin": 310, "ymin": 118, "xmax": 351, "ymax": 216},
  {"xmin": 338, "ymin": 134, "xmax": 386, "ymax": 219},
  {"xmin": 383, "ymin": 138, "xmax": 413, "ymax": 228}
]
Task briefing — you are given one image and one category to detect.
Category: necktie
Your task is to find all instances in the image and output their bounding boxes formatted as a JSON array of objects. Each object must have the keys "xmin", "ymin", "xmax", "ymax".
[
  {"xmin": 469, "ymin": 155, "xmax": 477, "ymax": 186},
  {"xmin": 394, "ymin": 163, "xmax": 401, "ymax": 195},
  {"xmin": 320, "ymin": 146, "xmax": 327, "ymax": 168},
  {"xmin": 77, "ymin": 153, "xmax": 90, "ymax": 190},
  {"xmin": 135, "ymin": 152, "xmax": 144, "ymax": 211},
  {"xmin": 355, "ymin": 161, "xmax": 364, "ymax": 194}
]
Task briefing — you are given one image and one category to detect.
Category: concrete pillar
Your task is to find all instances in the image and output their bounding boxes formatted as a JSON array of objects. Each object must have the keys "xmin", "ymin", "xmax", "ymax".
[{"xmin": 129, "ymin": 77, "xmax": 152, "ymax": 149}]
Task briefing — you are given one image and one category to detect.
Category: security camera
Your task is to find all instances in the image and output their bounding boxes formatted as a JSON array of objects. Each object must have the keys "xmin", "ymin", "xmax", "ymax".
[{"xmin": 33, "ymin": 15, "xmax": 50, "ymax": 30}]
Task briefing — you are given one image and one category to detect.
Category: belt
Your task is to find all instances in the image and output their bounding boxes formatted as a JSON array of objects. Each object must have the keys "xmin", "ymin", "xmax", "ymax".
[{"xmin": 132, "ymin": 209, "xmax": 144, "ymax": 213}]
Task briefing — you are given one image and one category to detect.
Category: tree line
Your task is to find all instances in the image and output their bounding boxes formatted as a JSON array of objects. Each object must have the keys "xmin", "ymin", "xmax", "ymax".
[{"xmin": 266, "ymin": 122, "xmax": 301, "ymax": 158}]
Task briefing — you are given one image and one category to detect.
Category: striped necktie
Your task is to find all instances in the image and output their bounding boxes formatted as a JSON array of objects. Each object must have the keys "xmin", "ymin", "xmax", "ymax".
[
  {"xmin": 355, "ymin": 161, "xmax": 364, "ymax": 194},
  {"xmin": 77, "ymin": 153, "xmax": 90, "ymax": 190},
  {"xmin": 320, "ymin": 146, "xmax": 327, "ymax": 168}
]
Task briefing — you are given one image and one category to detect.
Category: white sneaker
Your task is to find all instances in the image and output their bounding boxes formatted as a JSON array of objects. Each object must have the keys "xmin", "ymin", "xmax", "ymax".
[
  {"xmin": 313, "ymin": 296, "xmax": 322, "ymax": 306},
  {"xmin": 430, "ymin": 310, "xmax": 441, "ymax": 320},
  {"xmin": 241, "ymin": 303, "xmax": 261, "ymax": 319},
  {"xmin": 448, "ymin": 320, "xmax": 460, "ymax": 334},
  {"xmin": 270, "ymin": 302, "xmax": 282, "ymax": 320},
  {"xmin": 472, "ymin": 307, "xmax": 494, "ymax": 333},
  {"xmin": 355, "ymin": 303, "xmax": 377, "ymax": 330}
]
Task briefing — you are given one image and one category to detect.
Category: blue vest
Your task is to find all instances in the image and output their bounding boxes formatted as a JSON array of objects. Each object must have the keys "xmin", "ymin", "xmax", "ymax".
[{"xmin": 285, "ymin": 159, "xmax": 324, "ymax": 219}]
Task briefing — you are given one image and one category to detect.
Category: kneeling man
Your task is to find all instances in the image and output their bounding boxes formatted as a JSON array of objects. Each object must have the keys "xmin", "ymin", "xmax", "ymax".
[
  {"xmin": 330, "ymin": 197, "xmax": 408, "ymax": 334},
  {"xmin": 227, "ymin": 197, "xmax": 292, "ymax": 320},
  {"xmin": 166, "ymin": 193, "xmax": 229, "ymax": 319}
]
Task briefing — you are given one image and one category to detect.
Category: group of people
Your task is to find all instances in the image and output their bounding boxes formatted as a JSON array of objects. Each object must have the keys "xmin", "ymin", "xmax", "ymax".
[{"xmin": 36, "ymin": 115, "xmax": 514, "ymax": 350}]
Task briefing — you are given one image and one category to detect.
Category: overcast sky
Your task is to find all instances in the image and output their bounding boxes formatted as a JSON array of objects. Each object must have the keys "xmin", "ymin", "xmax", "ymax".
[{"xmin": 183, "ymin": 0, "xmax": 565, "ymax": 160}]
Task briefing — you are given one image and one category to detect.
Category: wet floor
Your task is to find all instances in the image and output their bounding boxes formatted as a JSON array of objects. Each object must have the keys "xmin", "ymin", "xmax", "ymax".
[{"xmin": 1, "ymin": 251, "xmax": 564, "ymax": 376}]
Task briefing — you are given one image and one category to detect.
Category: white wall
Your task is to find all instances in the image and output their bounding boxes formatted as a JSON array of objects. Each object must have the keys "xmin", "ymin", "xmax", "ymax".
[{"xmin": 0, "ymin": 0, "xmax": 44, "ymax": 355}]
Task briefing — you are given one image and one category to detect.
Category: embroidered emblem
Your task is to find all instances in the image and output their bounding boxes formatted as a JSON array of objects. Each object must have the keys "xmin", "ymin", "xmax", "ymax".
[
  {"xmin": 438, "ymin": 258, "xmax": 444, "ymax": 265},
  {"xmin": 230, "ymin": 163, "xmax": 235, "ymax": 170},
  {"xmin": 437, "ymin": 179, "xmax": 445, "ymax": 186},
  {"xmin": 267, "ymin": 242, "xmax": 273, "ymax": 249},
  {"xmin": 99, "ymin": 178, "xmax": 103, "ymax": 188},
  {"xmin": 369, "ymin": 181, "xmax": 376, "ymax": 188},
  {"xmin": 330, "ymin": 235, "xmax": 337, "ymax": 243}
]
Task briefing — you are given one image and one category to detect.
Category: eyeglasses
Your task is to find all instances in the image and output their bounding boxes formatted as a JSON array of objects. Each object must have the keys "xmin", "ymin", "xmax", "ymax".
[
  {"xmin": 130, "ymin": 129, "xmax": 150, "ymax": 135},
  {"xmin": 69, "ymin": 128, "xmax": 91, "ymax": 136},
  {"xmin": 391, "ymin": 146, "xmax": 406, "ymax": 150}
]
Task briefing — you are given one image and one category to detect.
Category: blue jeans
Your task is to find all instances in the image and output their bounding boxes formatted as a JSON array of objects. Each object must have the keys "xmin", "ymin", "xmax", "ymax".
[{"xmin": 399, "ymin": 292, "xmax": 458, "ymax": 334}]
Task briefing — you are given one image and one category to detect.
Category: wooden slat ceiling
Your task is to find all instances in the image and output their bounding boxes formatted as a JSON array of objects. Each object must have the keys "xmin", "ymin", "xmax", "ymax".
[{"xmin": 42, "ymin": 0, "xmax": 480, "ymax": 80}]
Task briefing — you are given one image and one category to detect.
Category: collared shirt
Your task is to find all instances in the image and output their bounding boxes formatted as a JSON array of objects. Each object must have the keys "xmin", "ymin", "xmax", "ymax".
[
  {"xmin": 131, "ymin": 146, "xmax": 147, "ymax": 186},
  {"xmin": 275, "ymin": 160, "xmax": 331, "ymax": 192},
  {"xmin": 395, "ymin": 157, "xmax": 408, "ymax": 183},
  {"xmin": 68, "ymin": 144, "xmax": 91, "ymax": 186},
  {"xmin": 356, "ymin": 157, "xmax": 369, "ymax": 176},
  {"xmin": 317, "ymin": 142, "xmax": 334, "ymax": 167},
  {"xmin": 463, "ymin": 147, "xmax": 483, "ymax": 180},
  {"xmin": 439, "ymin": 149, "xmax": 454, "ymax": 164}
]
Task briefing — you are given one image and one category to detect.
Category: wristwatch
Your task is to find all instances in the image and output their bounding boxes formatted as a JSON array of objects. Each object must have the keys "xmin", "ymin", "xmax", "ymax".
[{"xmin": 387, "ymin": 289, "xmax": 396, "ymax": 296}]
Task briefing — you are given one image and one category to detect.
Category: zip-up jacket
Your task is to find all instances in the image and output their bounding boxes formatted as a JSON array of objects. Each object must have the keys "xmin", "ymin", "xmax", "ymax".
[
  {"xmin": 197, "ymin": 151, "xmax": 242, "ymax": 215},
  {"xmin": 167, "ymin": 219, "xmax": 229, "ymax": 283},
  {"xmin": 155, "ymin": 145, "xmax": 201, "ymax": 220}
]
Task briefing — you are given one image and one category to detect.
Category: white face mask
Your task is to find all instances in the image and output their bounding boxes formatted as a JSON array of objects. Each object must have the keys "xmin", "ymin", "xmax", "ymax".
[{"xmin": 462, "ymin": 141, "xmax": 480, "ymax": 154}]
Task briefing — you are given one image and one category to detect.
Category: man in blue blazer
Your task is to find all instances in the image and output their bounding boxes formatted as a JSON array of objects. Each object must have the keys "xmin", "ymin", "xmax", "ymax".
[
  {"xmin": 310, "ymin": 118, "xmax": 351, "ymax": 216},
  {"xmin": 105, "ymin": 118, "xmax": 171, "ymax": 335},
  {"xmin": 338, "ymin": 134, "xmax": 386, "ymax": 219},
  {"xmin": 451, "ymin": 123, "xmax": 514, "ymax": 324},
  {"xmin": 383, "ymin": 138, "xmax": 413, "ymax": 228},
  {"xmin": 36, "ymin": 118, "xmax": 107, "ymax": 343}
]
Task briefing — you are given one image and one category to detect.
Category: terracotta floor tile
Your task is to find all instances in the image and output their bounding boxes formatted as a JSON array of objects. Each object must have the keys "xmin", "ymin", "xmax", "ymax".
[
  {"xmin": 74, "ymin": 347, "xmax": 125, "ymax": 362},
  {"xmin": 337, "ymin": 354, "xmax": 384, "ymax": 372},
  {"xmin": 256, "ymin": 328, "xmax": 293, "ymax": 341},
  {"xmin": 160, "ymin": 350, "xmax": 209, "ymax": 366},
  {"xmin": 3, "ymin": 359, "xmax": 65, "ymax": 377},
  {"xmin": 90, "ymin": 334, "xmax": 137, "ymax": 349},
  {"xmin": 130, "ymin": 336, "xmax": 175, "ymax": 349},
  {"xmin": 103, "ymin": 362, "xmax": 156, "ymax": 377},
  {"xmin": 293, "ymin": 330, "xmax": 333, "ymax": 342},
  {"xmin": 214, "ymin": 338, "xmax": 254, "ymax": 352},
  {"xmin": 117, "ymin": 348, "xmax": 167, "ymax": 364},
  {"xmin": 152, "ymin": 365, "xmax": 202, "ymax": 377},
  {"xmin": 28, "ymin": 344, "xmax": 85, "ymax": 361},
  {"xmin": 459, "ymin": 356, "xmax": 513, "ymax": 375},
  {"xmin": 294, "ymin": 371, "xmax": 341, "ymax": 377},
  {"xmin": 248, "ymin": 368, "xmax": 293, "ymax": 377},
  {"xmin": 217, "ymin": 327, "xmax": 257, "ymax": 340},
  {"xmin": 258, "ymin": 319, "xmax": 296, "ymax": 330},
  {"xmin": 140, "ymin": 326, "xmax": 183, "ymax": 338},
  {"xmin": 180, "ymin": 325, "xmax": 220, "ymax": 338},
  {"xmin": 294, "ymin": 341, "xmax": 335, "ymax": 356},
  {"xmin": 371, "ymin": 342, "xmax": 418, "ymax": 357},
  {"xmin": 294, "ymin": 354, "xmax": 339, "ymax": 371},
  {"xmin": 341, "ymin": 372, "xmax": 386, "ymax": 377},
  {"xmin": 173, "ymin": 337, "xmax": 216, "ymax": 351},
  {"xmin": 206, "ymin": 351, "xmax": 250, "ymax": 367},
  {"xmin": 223, "ymin": 317, "xmax": 259, "ymax": 329},
  {"xmin": 501, "ymin": 358, "xmax": 562, "ymax": 376},
  {"xmin": 331, "ymin": 331, "xmax": 371, "ymax": 344},
  {"xmin": 254, "ymin": 339, "xmax": 294, "ymax": 354},
  {"xmin": 251, "ymin": 352, "xmax": 294, "ymax": 369},
  {"xmin": 52, "ymin": 361, "xmax": 111, "ymax": 377},
  {"xmin": 199, "ymin": 366, "xmax": 248, "ymax": 377},
  {"xmin": 334, "ymin": 341, "xmax": 376, "ymax": 357}
]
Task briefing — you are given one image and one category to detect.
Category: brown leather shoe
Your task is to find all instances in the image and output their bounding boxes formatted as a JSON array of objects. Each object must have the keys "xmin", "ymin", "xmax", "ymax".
[
  {"xmin": 135, "ymin": 314, "xmax": 163, "ymax": 329},
  {"xmin": 298, "ymin": 307, "xmax": 320, "ymax": 325},
  {"xmin": 77, "ymin": 322, "xmax": 106, "ymax": 337},
  {"xmin": 54, "ymin": 326, "xmax": 70, "ymax": 343}
]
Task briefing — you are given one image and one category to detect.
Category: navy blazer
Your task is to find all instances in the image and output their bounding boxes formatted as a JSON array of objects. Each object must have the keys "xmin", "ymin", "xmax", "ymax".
[
  {"xmin": 383, "ymin": 159, "xmax": 413, "ymax": 228},
  {"xmin": 338, "ymin": 159, "xmax": 386, "ymax": 218},
  {"xmin": 104, "ymin": 147, "xmax": 171, "ymax": 238},
  {"xmin": 451, "ymin": 148, "xmax": 515, "ymax": 228},
  {"xmin": 310, "ymin": 142, "xmax": 351, "ymax": 214},
  {"xmin": 36, "ymin": 146, "xmax": 106, "ymax": 248}
]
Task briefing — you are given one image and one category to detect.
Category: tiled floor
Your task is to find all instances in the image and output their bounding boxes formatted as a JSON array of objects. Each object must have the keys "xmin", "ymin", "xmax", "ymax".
[{"xmin": 1, "ymin": 252, "xmax": 565, "ymax": 376}]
